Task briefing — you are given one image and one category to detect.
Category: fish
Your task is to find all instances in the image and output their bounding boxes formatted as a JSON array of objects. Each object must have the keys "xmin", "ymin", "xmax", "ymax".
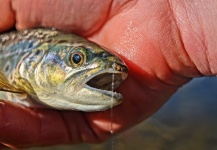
[{"xmin": 0, "ymin": 28, "xmax": 128, "ymax": 111}]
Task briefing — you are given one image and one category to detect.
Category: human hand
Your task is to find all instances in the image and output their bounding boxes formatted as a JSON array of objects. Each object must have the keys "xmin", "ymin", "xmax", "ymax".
[{"xmin": 1, "ymin": 0, "xmax": 217, "ymax": 148}]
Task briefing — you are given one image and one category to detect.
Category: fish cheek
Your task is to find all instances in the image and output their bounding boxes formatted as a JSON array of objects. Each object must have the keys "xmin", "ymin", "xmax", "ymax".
[{"xmin": 47, "ymin": 65, "xmax": 66, "ymax": 86}]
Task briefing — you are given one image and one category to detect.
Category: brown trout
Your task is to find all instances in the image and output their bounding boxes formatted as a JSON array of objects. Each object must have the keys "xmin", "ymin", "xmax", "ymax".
[{"xmin": 0, "ymin": 29, "xmax": 128, "ymax": 111}]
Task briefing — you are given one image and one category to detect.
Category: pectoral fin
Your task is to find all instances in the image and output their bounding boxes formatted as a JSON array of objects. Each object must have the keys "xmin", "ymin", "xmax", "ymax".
[{"xmin": 0, "ymin": 70, "xmax": 23, "ymax": 93}]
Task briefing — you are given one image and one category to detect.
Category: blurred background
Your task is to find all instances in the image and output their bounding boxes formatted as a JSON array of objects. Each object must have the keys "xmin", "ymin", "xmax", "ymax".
[{"xmin": 29, "ymin": 77, "xmax": 217, "ymax": 150}]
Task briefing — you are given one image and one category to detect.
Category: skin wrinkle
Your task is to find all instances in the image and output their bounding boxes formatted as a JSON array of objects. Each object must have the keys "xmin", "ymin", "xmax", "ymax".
[
  {"xmin": 9, "ymin": 0, "xmax": 16, "ymax": 29},
  {"xmin": 109, "ymin": 0, "xmax": 138, "ymax": 19},
  {"xmin": 59, "ymin": 112, "xmax": 72, "ymax": 143},
  {"xmin": 192, "ymin": 1, "xmax": 216, "ymax": 75},
  {"xmin": 34, "ymin": 109, "xmax": 43, "ymax": 146},
  {"xmin": 87, "ymin": 0, "xmax": 114, "ymax": 37},
  {"xmin": 152, "ymin": 40, "xmax": 191, "ymax": 86},
  {"xmin": 197, "ymin": 11, "xmax": 212, "ymax": 74},
  {"xmin": 89, "ymin": 0, "xmax": 138, "ymax": 37},
  {"xmin": 182, "ymin": 1, "xmax": 211, "ymax": 75},
  {"xmin": 169, "ymin": 0, "xmax": 217, "ymax": 75},
  {"xmin": 65, "ymin": 1, "xmax": 104, "ymax": 35},
  {"xmin": 21, "ymin": 110, "xmax": 39, "ymax": 147},
  {"xmin": 82, "ymin": 113, "xmax": 101, "ymax": 143},
  {"xmin": 161, "ymin": 0, "xmax": 200, "ymax": 78},
  {"xmin": 152, "ymin": 39, "xmax": 191, "ymax": 86},
  {"xmin": 164, "ymin": 0, "xmax": 198, "ymax": 79},
  {"xmin": 207, "ymin": 1, "xmax": 217, "ymax": 74},
  {"xmin": 127, "ymin": 55, "xmax": 187, "ymax": 96},
  {"xmin": 65, "ymin": 112, "xmax": 83, "ymax": 144},
  {"xmin": 154, "ymin": 71, "xmax": 186, "ymax": 87},
  {"xmin": 36, "ymin": 110, "xmax": 70, "ymax": 146},
  {"xmin": 61, "ymin": 112, "xmax": 97, "ymax": 144}
]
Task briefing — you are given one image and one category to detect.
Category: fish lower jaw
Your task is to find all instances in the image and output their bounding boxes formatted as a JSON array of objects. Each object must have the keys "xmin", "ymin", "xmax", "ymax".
[{"xmin": 84, "ymin": 85, "xmax": 123, "ymax": 101}]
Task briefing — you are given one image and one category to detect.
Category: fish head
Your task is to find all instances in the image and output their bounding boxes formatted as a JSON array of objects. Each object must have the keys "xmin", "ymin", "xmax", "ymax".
[{"xmin": 30, "ymin": 34, "xmax": 128, "ymax": 111}]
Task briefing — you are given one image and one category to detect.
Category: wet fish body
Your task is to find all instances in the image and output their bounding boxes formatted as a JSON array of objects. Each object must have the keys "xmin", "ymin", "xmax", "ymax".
[{"xmin": 0, "ymin": 29, "xmax": 128, "ymax": 111}]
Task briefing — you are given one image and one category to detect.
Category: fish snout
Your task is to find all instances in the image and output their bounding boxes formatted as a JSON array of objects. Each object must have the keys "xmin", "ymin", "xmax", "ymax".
[{"xmin": 112, "ymin": 63, "xmax": 128, "ymax": 74}]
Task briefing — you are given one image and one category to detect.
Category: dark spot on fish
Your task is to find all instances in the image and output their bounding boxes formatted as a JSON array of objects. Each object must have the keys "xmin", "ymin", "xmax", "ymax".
[
  {"xmin": 28, "ymin": 42, "xmax": 34, "ymax": 49},
  {"xmin": 5, "ymin": 65, "xmax": 9, "ymax": 72},
  {"xmin": 35, "ymin": 50, "xmax": 41, "ymax": 55},
  {"xmin": 102, "ymin": 52, "xmax": 108, "ymax": 58},
  {"xmin": 57, "ymin": 40, "xmax": 68, "ymax": 43}
]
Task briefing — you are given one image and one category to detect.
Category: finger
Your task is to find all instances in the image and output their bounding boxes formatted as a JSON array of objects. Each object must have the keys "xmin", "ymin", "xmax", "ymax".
[
  {"xmin": 11, "ymin": 0, "xmax": 113, "ymax": 36},
  {"xmin": 0, "ymin": 101, "xmax": 70, "ymax": 148},
  {"xmin": 0, "ymin": 0, "xmax": 15, "ymax": 32}
]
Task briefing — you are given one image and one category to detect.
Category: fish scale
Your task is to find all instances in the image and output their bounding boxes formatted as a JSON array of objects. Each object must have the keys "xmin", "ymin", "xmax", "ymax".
[{"xmin": 0, "ymin": 29, "xmax": 128, "ymax": 111}]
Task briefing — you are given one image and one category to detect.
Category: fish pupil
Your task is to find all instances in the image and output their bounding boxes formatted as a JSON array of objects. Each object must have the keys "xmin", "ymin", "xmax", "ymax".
[{"xmin": 73, "ymin": 54, "xmax": 81, "ymax": 64}]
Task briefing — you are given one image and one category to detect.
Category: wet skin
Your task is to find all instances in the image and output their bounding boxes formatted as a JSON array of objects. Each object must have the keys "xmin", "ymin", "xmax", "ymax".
[{"xmin": 0, "ymin": 0, "xmax": 217, "ymax": 148}]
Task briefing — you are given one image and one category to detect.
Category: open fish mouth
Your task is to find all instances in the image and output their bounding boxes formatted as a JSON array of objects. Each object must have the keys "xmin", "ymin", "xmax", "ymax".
[
  {"xmin": 84, "ymin": 70, "xmax": 127, "ymax": 101},
  {"xmin": 86, "ymin": 73, "xmax": 123, "ymax": 91}
]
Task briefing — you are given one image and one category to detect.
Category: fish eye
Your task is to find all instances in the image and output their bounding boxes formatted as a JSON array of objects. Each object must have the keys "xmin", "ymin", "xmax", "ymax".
[{"xmin": 70, "ymin": 51, "xmax": 84, "ymax": 67}]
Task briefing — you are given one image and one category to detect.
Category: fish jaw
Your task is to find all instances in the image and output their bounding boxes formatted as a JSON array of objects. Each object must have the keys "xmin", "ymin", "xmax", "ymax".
[
  {"xmin": 33, "ymin": 84, "xmax": 123, "ymax": 112},
  {"xmin": 50, "ymin": 86, "xmax": 123, "ymax": 111},
  {"xmin": 34, "ymin": 71, "xmax": 126, "ymax": 111},
  {"xmin": 82, "ymin": 85, "xmax": 123, "ymax": 111}
]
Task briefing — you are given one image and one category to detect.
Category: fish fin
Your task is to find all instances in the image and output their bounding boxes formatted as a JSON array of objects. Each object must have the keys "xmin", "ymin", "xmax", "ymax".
[{"xmin": 0, "ymin": 70, "xmax": 23, "ymax": 93}]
